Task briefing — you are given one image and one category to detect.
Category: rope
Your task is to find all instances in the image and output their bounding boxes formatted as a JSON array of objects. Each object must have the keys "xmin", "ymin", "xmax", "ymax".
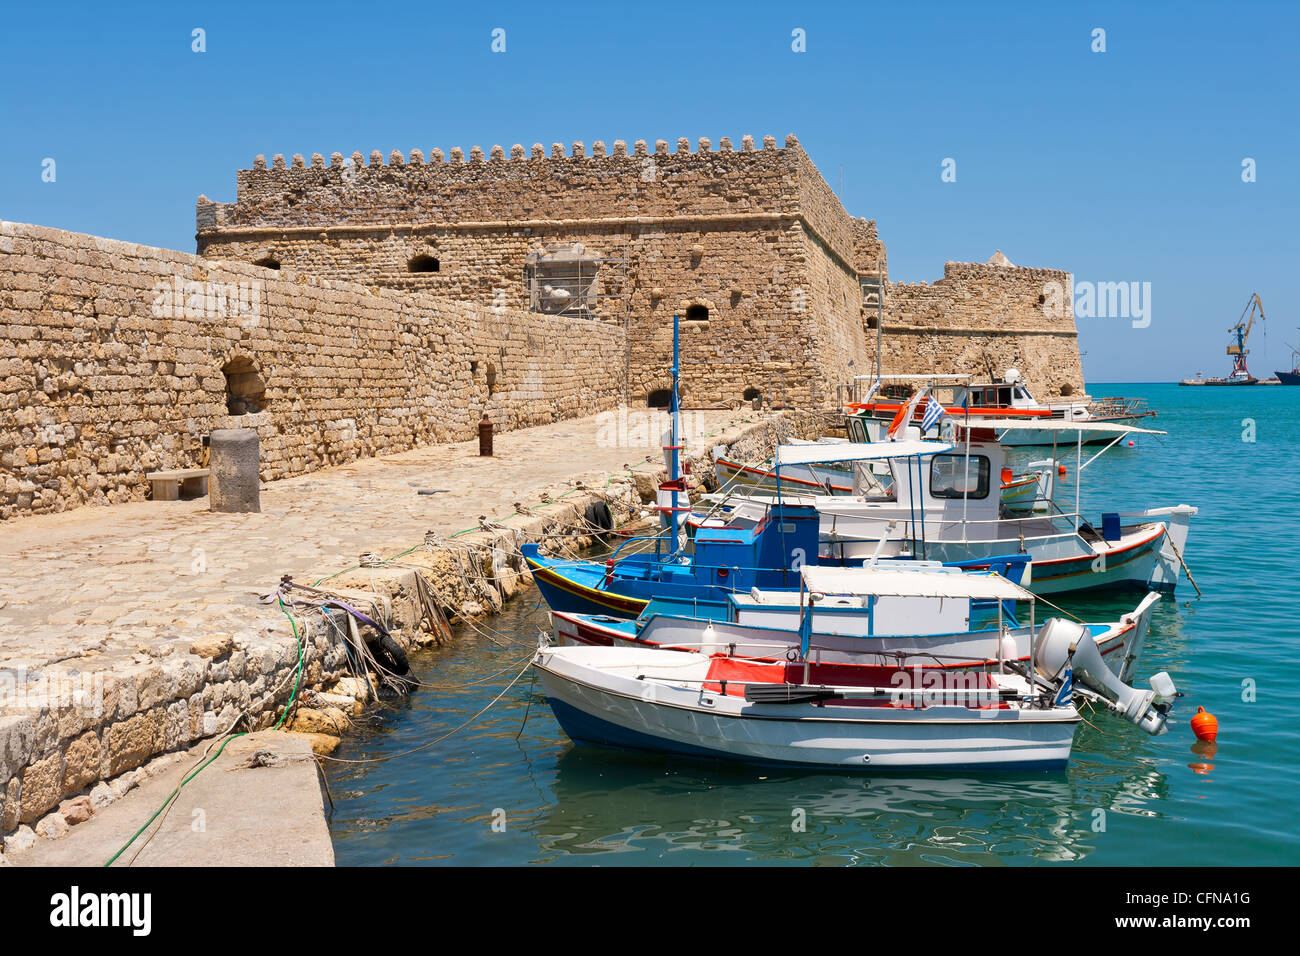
[
  {"xmin": 315, "ymin": 659, "xmax": 534, "ymax": 765},
  {"xmin": 105, "ymin": 598, "xmax": 308, "ymax": 866}
]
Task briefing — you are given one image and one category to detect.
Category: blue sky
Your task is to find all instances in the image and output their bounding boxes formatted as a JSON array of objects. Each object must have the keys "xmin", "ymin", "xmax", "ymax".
[{"xmin": 2, "ymin": 1, "xmax": 1296, "ymax": 382}]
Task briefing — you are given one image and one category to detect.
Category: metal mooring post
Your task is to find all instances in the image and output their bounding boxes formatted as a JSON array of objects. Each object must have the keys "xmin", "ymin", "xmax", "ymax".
[{"xmin": 478, "ymin": 410, "xmax": 493, "ymax": 456}]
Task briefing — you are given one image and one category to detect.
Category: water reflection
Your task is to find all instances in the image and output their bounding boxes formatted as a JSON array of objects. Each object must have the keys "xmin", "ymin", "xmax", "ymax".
[{"xmin": 522, "ymin": 745, "xmax": 1166, "ymax": 865}]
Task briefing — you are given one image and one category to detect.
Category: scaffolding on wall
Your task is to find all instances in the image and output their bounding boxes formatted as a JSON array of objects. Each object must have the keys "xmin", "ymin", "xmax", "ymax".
[
  {"xmin": 523, "ymin": 242, "xmax": 631, "ymax": 323},
  {"xmin": 859, "ymin": 262, "xmax": 885, "ymax": 381},
  {"xmin": 522, "ymin": 240, "xmax": 633, "ymax": 395}
]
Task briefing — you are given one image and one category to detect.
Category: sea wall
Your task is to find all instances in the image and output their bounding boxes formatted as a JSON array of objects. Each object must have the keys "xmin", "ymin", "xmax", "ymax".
[{"xmin": 0, "ymin": 220, "xmax": 626, "ymax": 520}]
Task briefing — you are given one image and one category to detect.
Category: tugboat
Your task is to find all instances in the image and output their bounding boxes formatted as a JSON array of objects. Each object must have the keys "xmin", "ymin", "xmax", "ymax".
[{"xmin": 1276, "ymin": 333, "xmax": 1300, "ymax": 385}]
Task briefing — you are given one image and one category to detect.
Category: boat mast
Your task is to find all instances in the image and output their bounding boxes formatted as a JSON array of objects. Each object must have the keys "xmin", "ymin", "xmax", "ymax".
[{"xmin": 668, "ymin": 313, "xmax": 682, "ymax": 556}]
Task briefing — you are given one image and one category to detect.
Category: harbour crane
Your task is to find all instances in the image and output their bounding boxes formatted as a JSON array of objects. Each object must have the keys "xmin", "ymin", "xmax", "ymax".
[{"xmin": 1226, "ymin": 292, "xmax": 1266, "ymax": 381}]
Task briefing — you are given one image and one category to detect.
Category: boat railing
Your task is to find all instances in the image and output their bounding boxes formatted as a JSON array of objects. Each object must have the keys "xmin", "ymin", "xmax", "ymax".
[
  {"xmin": 603, "ymin": 532, "xmax": 683, "ymax": 562},
  {"xmin": 610, "ymin": 664, "xmax": 1038, "ymax": 707},
  {"xmin": 1087, "ymin": 396, "xmax": 1153, "ymax": 418}
]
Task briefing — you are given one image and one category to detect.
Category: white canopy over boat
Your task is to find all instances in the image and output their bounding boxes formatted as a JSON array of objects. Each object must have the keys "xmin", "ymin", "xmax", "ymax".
[
  {"xmin": 799, "ymin": 565, "xmax": 1034, "ymax": 602},
  {"xmin": 774, "ymin": 439, "xmax": 953, "ymax": 467},
  {"xmin": 971, "ymin": 419, "xmax": 1166, "ymax": 436}
]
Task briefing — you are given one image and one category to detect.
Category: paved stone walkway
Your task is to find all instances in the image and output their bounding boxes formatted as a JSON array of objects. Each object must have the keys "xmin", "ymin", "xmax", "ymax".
[{"xmin": 0, "ymin": 408, "xmax": 749, "ymax": 674}]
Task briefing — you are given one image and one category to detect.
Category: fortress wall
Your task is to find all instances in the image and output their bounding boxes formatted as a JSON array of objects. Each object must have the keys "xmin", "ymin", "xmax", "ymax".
[
  {"xmin": 192, "ymin": 132, "xmax": 1090, "ymax": 410},
  {"xmin": 880, "ymin": 262, "xmax": 1085, "ymax": 398},
  {"xmin": 0, "ymin": 220, "xmax": 625, "ymax": 520}
]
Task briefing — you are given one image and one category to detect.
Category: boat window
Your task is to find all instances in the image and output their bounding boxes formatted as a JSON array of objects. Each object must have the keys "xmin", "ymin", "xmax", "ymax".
[
  {"xmin": 930, "ymin": 454, "xmax": 991, "ymax": 500},
  {"xmin": 997, "ymin": 387, "xmax": 1012, "ymax": 406},
  {"xmin": 847, "ymin": 417, "xmax": 867, "ymax": 442}
]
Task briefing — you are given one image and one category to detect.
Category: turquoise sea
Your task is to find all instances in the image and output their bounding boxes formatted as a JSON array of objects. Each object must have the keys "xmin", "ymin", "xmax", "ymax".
[{"xmin": 325, "ymin": 384, "xmax": 1300, "ymax": 866}]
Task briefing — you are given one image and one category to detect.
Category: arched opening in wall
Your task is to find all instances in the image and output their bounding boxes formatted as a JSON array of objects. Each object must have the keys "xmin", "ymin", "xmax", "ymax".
[
  {"xmin": 647, "ymin": 389, "xmax": 672, "ymax": 409},
  {"xmin": 742, "ymin": 387, "xmax": 761, "ymax": 402},
  {"xmin": 685, "ymin": 304, "xmax": 709, "ymax": 323},
  {"xmin": 253, "ymin": 256, "xmax": 280, "ymax": 270},
  {"xmin": 408, "ymin": 254, "xmax": 440, "ymax": 273},
  {"xmin": 865, "ymin": 315, "xmax": 879, "ymax": 329},
  {"xmin": 222, "ymin": 357, "xmax": 266, "ymax": 415},
  {"xmin": 1060, "ymin": 384, "xmax": 1075, "ymax": 397}
]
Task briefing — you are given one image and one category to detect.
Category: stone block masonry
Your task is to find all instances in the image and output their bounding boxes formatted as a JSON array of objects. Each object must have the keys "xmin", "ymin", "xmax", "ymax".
[
  {"xmin": 195, "ymin": 135, "xmax": 872, "ymax": 409},
  {"xmin": 880, "ymin": 257, "xmax": 1086, "ymax": 399},
  {"xmin": 194, "ymin": 133, "xmax": 1089, "ymax": 410},
  {"xmin": 0, "ymin": 220, "xmax": 626, "ymax": 521}
]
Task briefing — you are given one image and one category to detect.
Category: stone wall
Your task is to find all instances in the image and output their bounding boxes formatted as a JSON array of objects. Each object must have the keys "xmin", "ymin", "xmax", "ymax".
[
  {"xmin": 0, "ymin": 220, "xmax": 626, "ymax": 520},
  {"xmin": 195, "ymin": 134, "xmax": 871, "ymax": 409},
  {"xmin": 878, "ymin": 259, "xmax": 1086, "ymax": 399}
]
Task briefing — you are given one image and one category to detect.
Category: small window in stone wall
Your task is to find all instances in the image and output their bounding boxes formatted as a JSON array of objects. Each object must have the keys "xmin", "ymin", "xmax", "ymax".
[
  {"xmin": 743, "ymin": 387, "xmax": 761, "ymax": 401},
  {"xmin": 685, "ymin": 304, "xmax": 709, "ymax": 322},
  {"xmin": 1060, "ymin": 384, "xmax": 1075, "ymax": 397},
  {"xmin": 647, "ymin": 389, "xmax": 672, "ymax": 409},
  {"xmin": 254, "ymin": 256, "xmax": 281, "ymax": 270},
  {"xmin": 223, "ymin": 357, "xmax": 266, "ymax": 415},
  {"xmin": 408, "ymin": 254, "xmax": 440, "ymax": 273}
]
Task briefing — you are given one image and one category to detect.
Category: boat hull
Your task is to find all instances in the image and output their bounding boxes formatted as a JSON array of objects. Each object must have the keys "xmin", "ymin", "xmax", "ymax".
[{"xmin": 534, "ymin": 647, "xmax": 1077, "ymax": 771}]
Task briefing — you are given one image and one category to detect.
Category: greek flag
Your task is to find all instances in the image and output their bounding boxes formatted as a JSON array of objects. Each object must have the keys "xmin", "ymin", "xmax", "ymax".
[
  {"xmin": 921, "ymin": 396, "xmax": 946, "ymax": 433},
  {"xmin": 1054, "ymin": 665, "xmax": 1074, "ymax": 707}
]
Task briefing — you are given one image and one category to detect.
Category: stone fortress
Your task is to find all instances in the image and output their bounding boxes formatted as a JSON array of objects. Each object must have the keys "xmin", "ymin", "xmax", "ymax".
[{"xmin": 1, "ymin": 133, "xmax": 1086, "ymax": 520}]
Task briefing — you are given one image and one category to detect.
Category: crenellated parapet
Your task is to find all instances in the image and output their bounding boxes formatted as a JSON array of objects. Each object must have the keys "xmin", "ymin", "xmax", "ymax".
[{"xmin": 197, "ymin": 133, "xmax": 823, "ymax": 238}]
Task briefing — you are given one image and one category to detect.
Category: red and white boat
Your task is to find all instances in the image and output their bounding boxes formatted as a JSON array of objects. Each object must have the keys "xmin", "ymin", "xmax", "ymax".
[{"xmin": 846, "ymin": 371, "xmax": 1156, "ymax": 447}]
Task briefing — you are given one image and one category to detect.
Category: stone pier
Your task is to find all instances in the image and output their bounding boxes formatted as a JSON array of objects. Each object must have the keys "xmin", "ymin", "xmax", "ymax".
[{"xmin": 0, "ymin": 407, "xmax": 815, "ymax": 862}]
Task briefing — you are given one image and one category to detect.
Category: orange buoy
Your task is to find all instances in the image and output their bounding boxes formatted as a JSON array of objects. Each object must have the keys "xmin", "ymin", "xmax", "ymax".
[
  {"xmin": 1127, "ymin": 440, "xmax": 1136, "ymax": 447},
  {"xmin": 1057, "ymin": 463, "xmax": 1067, "ymax": 477},
  {"xmin": 1191, "ymin": 706, "xmax": 1218, "ymax": 742}
]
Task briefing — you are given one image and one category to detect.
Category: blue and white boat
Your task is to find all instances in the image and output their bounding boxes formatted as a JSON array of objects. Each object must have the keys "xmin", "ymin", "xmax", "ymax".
[
  {"xmin": 533, "ymin": 566, "xmax": 1177, "ymax": 771},
  {"xmin": 551, "ymin": 563, "xmax": 1161, "ymax": 683}
]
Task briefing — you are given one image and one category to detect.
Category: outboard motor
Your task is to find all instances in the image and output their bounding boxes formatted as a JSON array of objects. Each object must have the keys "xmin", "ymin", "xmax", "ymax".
[{"xmin": 1034, "ymin": 618, "xmax": 1177, "ymax": 735}]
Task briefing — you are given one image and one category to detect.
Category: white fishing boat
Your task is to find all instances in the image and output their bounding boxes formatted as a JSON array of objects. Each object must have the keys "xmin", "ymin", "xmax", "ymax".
[
  {"xmin": 714, "ymin": 440, "xmax": 1054, "ymax": 513},
  {"xmin": 554, "ymin": 564, "xmax": 1162, "ymax": 684},
  {"xmin": 534, "ymin": 569, "xmax": 1178, "ymax": 771},
  {"xmin": 692, "ymin": 425, "xmax": 1198, "ymax": 596}
]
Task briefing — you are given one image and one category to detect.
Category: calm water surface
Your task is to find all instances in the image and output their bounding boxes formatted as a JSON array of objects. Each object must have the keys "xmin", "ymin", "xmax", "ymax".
[{"xmin": 326, "ymin": 384, "xmax": 1300, "ymax": 865}]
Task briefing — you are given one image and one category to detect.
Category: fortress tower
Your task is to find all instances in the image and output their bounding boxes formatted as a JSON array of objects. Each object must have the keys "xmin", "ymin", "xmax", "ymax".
[{"xmin": 195, "ymin": 134, "xmax": 1085, "ymax": 406}]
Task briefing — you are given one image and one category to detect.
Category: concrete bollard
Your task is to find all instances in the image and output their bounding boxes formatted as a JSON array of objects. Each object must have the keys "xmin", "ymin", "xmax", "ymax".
[{"xmin": 209, "ymin": 428, "xmax": 261, "ymax": 513}]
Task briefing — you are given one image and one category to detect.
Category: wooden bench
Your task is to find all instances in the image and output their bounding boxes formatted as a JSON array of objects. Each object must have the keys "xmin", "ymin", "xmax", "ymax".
[{"xmin": 147, "ymin": 468, "xmax": 210, "ymax": 501}]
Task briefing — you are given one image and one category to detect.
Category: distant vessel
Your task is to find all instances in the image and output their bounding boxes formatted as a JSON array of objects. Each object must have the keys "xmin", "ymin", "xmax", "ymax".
[
  {"xmin": 1181, "ymin": 292, "xmax": 1266, "ymax": 385},
  {"xmin": 1276, "ymin": 332, "xmax": 1300, "ymax": 385}
]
